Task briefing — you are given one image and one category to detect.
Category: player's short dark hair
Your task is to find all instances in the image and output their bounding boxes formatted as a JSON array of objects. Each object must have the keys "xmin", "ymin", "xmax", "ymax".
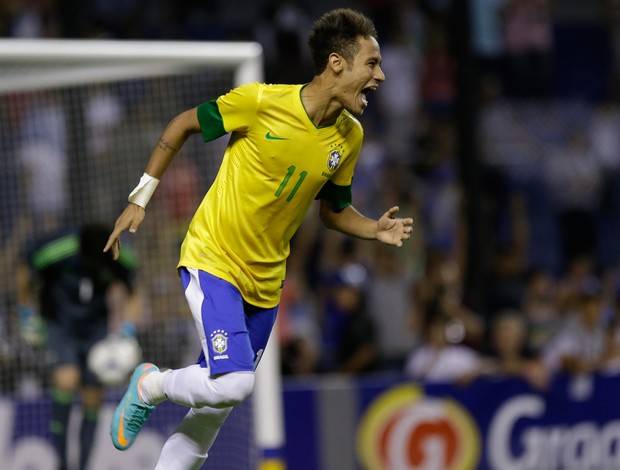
[{"xmin": 308, "ymin": 8, "xmax": 378, "ymax": 76}]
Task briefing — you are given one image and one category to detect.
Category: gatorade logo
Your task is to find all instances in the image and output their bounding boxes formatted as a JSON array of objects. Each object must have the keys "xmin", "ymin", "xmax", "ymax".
[{"xmin": 357, "ymin": 384, "xmax": 480, "ymax": 470}]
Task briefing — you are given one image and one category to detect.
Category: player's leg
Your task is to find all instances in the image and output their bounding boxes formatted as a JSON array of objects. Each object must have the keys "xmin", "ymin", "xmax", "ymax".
[
  {"xmin": 157, "ymin": 364, "xmax": 254, "ymax": 408},
  {"xmin": 112, "ymin": 267, "xmax": 262, "ymax": 451},
  {"xmin": 152, "ymin": 268, "xmax": 278, "ymax": 467},
  {"xmin": 46, "ymin": 321, "xmax": 80, "ymax": 470},
  {"xmin": 154, "ymin": 406, "xmax": 232, "ymax": 470},
  {"xmin": 79, "ymin": 385, "xmax": 103, "ymax": 470},
  {"xmin": 148, "ymin": 369, "xmax": 250, "ymax": 469},
  {"xmin": 50, "ymin": 369, "xmax": 76, "ymax": 470},
  {"xmin": 78, "ymin": 327, "xmax": 105, "ymax": 470}
]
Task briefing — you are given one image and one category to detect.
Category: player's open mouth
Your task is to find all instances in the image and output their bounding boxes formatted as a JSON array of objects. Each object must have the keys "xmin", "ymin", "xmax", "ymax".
[{"xmin": 361, "ymin": 86, "xmax": 376, "ymax": 106}]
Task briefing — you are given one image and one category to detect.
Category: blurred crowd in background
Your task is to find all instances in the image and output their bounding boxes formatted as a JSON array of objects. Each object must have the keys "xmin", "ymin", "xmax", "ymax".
[{"xmin": 3, "ymin": 0, "xmax": 620, "ymax": 395}]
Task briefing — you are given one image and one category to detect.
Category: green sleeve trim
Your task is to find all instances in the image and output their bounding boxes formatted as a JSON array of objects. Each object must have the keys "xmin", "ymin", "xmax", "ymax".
[
  {"xmin": 197, "ymin": 100, "xmax": 227, "ymax": 142},
  {"xmin": 31, "ymin": 235, "xmax": 79, "ymax": 271},
  {"xmin": 316, "ymin": 180, "xmax": 352, "ymax": 212}
]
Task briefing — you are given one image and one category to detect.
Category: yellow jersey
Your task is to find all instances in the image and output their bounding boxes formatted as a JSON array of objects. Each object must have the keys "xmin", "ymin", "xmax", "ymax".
[{"xmin": 178, "ymin": 83, "xmax": 364, "ymax": 307}]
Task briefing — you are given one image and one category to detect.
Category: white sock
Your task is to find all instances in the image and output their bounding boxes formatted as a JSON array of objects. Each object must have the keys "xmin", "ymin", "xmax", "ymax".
[
  {"xmin": 163, "ymin": 364, "xmax": 254, "ymax": 409},
  {"xmin": 140, "ymin": 369, "xmax": 171, "ymax": 406},
  {"xmin": 154, "ymin": 406, "xmax": 232, "ymax": 470}
]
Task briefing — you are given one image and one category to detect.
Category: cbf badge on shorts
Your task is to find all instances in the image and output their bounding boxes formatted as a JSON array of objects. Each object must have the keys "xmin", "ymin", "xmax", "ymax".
[{"xmin": 210, "ymin": 329, "xmax": 230, "ymax": 360}]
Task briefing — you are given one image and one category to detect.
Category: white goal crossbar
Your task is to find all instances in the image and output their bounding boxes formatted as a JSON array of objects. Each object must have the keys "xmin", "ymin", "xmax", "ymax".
[{"xmin": 0, "ymin": 39, "xmax": 263, "ymax": 92}]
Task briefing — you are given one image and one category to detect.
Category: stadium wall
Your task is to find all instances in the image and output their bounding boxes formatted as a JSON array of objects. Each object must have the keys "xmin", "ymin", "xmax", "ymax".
[
  {"xmin": 282, "ymin": 373, "xmax": 620, "ymax": 470},
  {"xmin": 2, "ymin": 397, "xmax": 256, "ymax": 470},
  {"xmin": 5, "ymin": 373, "xmax": 620, "ymax": 469}
]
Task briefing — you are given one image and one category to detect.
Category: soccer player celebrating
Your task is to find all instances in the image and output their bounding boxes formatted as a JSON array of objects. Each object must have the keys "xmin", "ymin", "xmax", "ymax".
[{"xmin": 104, "ymin": 8, "xmax": 413, "ymax": 469}]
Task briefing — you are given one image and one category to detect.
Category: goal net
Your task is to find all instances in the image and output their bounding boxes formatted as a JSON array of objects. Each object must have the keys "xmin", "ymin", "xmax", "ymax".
[{"xmin": 0, "ymin": 39, "xmax": 262, "ymax": 470}]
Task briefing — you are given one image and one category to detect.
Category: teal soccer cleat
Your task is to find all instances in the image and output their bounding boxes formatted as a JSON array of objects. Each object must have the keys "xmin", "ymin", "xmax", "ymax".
[{"xmin": 110, "ymin": 362, "xmax": 159, "ymax": 450}]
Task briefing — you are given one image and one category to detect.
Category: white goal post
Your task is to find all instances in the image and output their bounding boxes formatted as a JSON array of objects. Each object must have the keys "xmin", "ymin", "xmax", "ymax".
[
  {"xmin": 0, "ymin": 38, "xmax": 285, "ymax": 470},
  {"xmin": 0, "ymin": 39, "xmax": 263, "ymax": 92}
]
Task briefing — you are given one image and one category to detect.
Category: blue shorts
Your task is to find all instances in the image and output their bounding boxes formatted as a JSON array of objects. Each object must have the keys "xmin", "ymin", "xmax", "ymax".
[{"xmin": 180, "ymin": 267, "xmax": 278, "ymax": 376}]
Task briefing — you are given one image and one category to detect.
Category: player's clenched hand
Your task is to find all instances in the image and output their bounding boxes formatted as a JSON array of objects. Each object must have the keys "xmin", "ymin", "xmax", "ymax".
[
  {"xmin": 376, "ymin": 206, "xmax": 413, "ymax": 248},
  {"xmin": 103, "ymin": 203, "xmax": 146, "ymax": 259}
]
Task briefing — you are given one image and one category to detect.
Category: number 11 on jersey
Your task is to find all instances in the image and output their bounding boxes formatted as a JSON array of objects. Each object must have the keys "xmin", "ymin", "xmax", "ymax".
[{"xmin": 274, "ymin": 165, "xmax": 307, "ymax": 202}]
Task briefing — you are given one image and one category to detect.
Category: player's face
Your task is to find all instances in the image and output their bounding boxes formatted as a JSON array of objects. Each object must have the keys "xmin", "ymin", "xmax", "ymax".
[{"xmin": 341, "ymin": 36, "xmax": 385, "ymax": 115}]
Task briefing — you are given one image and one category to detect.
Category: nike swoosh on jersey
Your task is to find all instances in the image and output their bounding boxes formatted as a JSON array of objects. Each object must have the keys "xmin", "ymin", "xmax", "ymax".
[{"xmin": 265, "ymin": 131, "xmax": 290, "ymax": 141}]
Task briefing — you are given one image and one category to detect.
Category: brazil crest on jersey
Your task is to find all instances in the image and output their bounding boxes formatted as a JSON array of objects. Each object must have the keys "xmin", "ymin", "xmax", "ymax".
[{"xmin": 179, "ymin": 83, "xmax": 364, "ymax": 307}]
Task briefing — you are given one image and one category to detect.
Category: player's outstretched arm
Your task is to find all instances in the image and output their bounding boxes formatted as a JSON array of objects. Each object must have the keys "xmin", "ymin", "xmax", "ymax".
[
  {"xmin": 103, "ymin": 107, "xmax": 202, "ymax": 259},
  {"xmin": 319, "ymin": 202, "xmax": 413, "ymax": 247}
]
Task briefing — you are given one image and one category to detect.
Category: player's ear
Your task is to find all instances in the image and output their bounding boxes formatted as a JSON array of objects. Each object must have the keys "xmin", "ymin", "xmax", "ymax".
[{"xmin": 328, "ymin": 53, "xmax": 345, "ymax": 74}]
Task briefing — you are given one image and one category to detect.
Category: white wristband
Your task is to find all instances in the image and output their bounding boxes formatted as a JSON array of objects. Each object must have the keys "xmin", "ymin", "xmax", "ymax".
[{"xmin": 128, "ymin": 173, "xmax": 160, "ymax": 208}]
